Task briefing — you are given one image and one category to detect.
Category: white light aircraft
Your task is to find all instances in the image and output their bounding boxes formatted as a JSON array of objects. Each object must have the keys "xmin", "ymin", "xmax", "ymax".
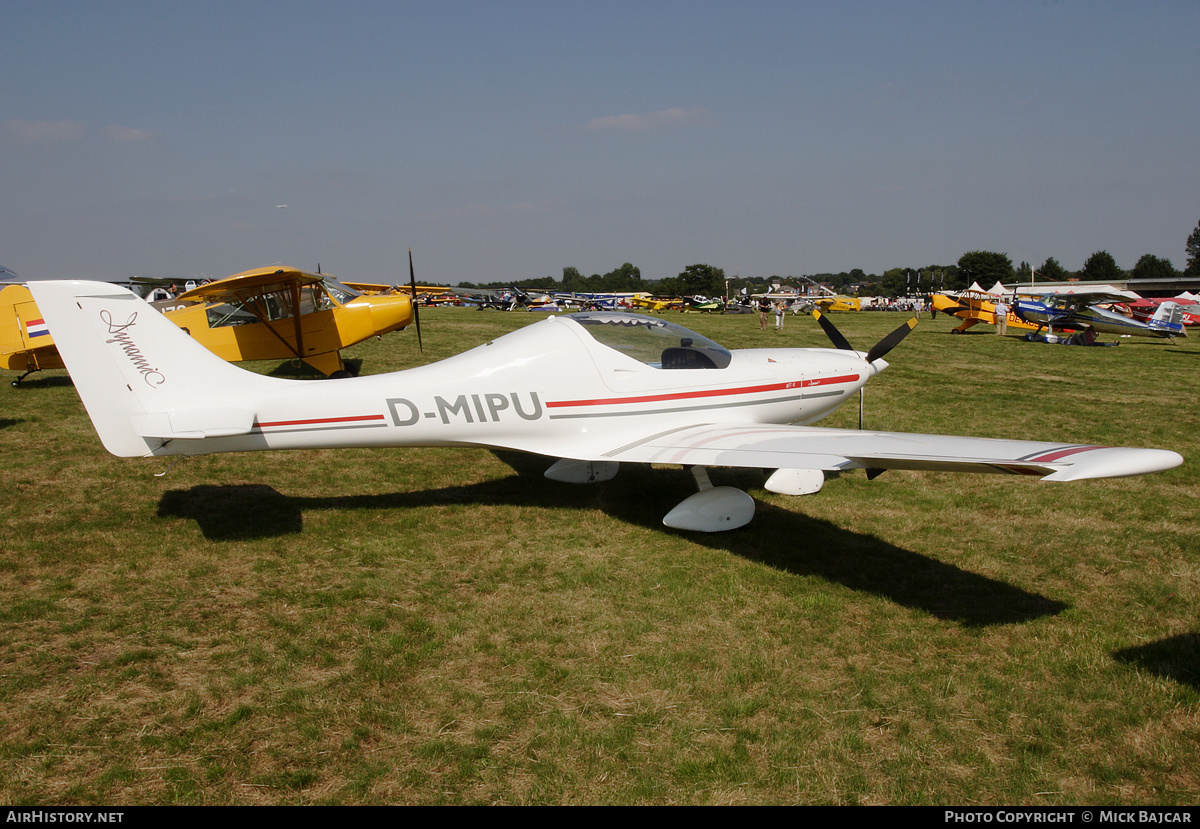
[{"xmin": 30, "ymin": 281, "xmax": 1183, "ymax": 532}]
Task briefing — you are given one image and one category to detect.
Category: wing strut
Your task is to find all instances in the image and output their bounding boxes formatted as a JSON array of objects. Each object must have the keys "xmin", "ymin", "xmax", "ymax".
[{"xmin": 229, "ymin": 286, "xmax": 339, "ymax": 373}]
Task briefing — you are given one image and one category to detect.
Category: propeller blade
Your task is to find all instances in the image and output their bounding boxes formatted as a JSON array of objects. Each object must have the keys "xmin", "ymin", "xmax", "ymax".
[
  {"xmin": 866, "ymin": 317, "xmax": 918, "ymax": 364},
  {"xmin": 408, "ymin": 248, "xmax": 423, "ymax": 352},
  {"xmin": 812, "ymin": 309, "xmax": 854, "ymax": 351}
]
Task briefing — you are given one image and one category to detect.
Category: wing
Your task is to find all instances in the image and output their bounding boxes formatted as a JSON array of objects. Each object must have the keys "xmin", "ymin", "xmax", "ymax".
[
  {"xmin": 1021, "ymin": 287, "xmax": 1139, "ymax": 306},
  {"xmin": 596, "ymin": 423, "xmax": 1182, "ymax": 482},
  {"xmin": 175, "ymin": 266, "xmax": 321, "ymax": 303}
]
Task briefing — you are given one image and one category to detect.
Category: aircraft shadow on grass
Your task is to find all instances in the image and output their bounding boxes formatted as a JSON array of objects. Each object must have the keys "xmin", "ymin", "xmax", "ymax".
[
  {"xmin": 1113, "ymin": 633, "xmax": 1200, "ymax": 692},
  {"xmin": 157, "ymin": 451, "xmax": 1065, "ymax": 628},
  {"xmin": 7, "ymin": 374, "xmax": 75, "ymax": 389}
]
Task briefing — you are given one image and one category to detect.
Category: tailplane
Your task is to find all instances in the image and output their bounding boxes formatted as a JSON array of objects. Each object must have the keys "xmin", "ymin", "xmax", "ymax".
[{"xmin": 28, "ymin": 280, "xmax": 277, "ymax": 457}]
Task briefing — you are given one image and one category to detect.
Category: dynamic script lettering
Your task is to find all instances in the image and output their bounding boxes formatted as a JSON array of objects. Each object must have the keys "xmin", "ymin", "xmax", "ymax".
[{"xmin": 100, "ymin": 309, "xmax": 165, "ymax": 387}]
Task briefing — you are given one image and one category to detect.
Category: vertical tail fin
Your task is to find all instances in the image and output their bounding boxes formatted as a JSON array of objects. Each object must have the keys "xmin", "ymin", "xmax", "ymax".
[
  {"xmin": 1149, "ymin": 301, "xmax": 1186, "ymax": 337},
  {"xmin": 28, "ymin": 281, "xmax": 273, "ymax": 457}
]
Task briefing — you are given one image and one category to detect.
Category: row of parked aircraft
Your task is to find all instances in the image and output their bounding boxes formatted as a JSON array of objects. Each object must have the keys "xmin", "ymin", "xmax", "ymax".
[
  {"xmin": 932, "ymin": 282, "xmax": 1194, "ymax": 345},
  {"xmin": 450, "ymin": 289, "xmax": 728, "ymax": 313}
]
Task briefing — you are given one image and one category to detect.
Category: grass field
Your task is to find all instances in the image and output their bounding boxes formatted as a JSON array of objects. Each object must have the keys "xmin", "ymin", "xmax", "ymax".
[{"xmin": 2, "ymin": 305, "xmax": 1198, "ymax": 805}]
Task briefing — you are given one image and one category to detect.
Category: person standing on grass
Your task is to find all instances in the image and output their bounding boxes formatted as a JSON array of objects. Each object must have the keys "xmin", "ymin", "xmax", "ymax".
[{"xmin": 994, "ymin": 298, "xmax": 1008, "ymax": 335}]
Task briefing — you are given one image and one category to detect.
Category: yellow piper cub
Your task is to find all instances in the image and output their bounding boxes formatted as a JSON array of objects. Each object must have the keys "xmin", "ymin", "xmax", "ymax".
[{"xmin": 2, "ymin": 265, "xmax": 414, "ymax": 384}]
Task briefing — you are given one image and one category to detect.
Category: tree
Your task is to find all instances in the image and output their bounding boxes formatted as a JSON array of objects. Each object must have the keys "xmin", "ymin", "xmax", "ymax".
[
  {"xmin": 880, "ymin": 268, "xmax": 907, "ymax": 297},
  {"xmin": 1186, "ymin": 220, "xmax": 1200, "ymax": 276},
  {"xmin": 599, "ymin": 263, "xmax": 642, "ymax": 292},
  {"xmin": 560, "ymin": 266, "xmax": 585, "ymax": 291},
  {"xmin": 1130, "ymin": 254, "xmax": 1178, "ymax": 282},
  {"xmin": 1079, "ymin": 250, "xmax": 1123, "ymax": 282},
  {"xmin": 956, "ymin": 251, "xmax": 1013, "ymax": 290},
  {"xmin": 1037, "ymin": 257, "xmax": 1069, "ymax": 282},
  {"xmin": 674, "ymin": 263, "xmax": 725, "ymax": 297}
]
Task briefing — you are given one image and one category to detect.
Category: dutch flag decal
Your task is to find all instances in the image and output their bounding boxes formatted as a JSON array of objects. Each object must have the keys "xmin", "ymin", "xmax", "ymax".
[{"xmin": 25, "ymin": 318, "xmax": 50, "ymax": 339}]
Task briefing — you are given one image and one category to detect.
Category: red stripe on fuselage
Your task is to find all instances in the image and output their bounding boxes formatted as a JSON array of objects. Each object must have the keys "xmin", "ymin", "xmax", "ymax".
[
  {"xmin": 547, "ymin": 375, "xmax": 859, "ymax": 409},
  {"xmin": 257, "ymin": 414, "xmax": 387, "ymax": 428}
]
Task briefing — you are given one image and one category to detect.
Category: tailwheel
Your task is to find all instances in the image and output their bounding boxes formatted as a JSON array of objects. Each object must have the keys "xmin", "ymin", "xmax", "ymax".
[{"xmin": 12, "ymin": 368, "xmax": 40, "ymax": 387}]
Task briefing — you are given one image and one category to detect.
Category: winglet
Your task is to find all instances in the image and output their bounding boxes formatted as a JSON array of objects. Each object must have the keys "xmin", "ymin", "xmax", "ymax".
[{"xmin": 1040, "ymin": 446, "xmax": 1183, "ymax": 481}]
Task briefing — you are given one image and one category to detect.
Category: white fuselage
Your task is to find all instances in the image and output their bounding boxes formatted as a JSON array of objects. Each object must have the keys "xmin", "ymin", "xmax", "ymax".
[{"xmin": 155, "ymin": 314, "xmax": 878, "ymax": 460}]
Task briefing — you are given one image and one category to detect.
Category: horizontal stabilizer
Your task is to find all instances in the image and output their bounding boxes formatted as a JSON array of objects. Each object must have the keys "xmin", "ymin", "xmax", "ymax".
[{"xmin": 138, "ymin": 407, "xmax": 257, "ymax": 440}]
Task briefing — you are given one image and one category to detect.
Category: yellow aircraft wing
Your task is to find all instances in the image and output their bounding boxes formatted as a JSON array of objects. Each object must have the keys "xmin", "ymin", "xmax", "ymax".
[
  {"xmin": 173, "ymin": 266, "xmax": 322, "ymax": 303},
  {"xmin": 342, "ymin": 281, "xmax": 451, "ymax": 297}
]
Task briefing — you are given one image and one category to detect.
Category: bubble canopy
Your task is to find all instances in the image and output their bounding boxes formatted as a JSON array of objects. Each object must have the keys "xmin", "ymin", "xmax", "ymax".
[{"xmin": 567, "ymin": 311, "xmax": 732, "ymax": 369}]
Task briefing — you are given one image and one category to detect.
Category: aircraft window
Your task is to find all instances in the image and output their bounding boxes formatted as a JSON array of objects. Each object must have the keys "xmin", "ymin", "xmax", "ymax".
[
  {"xmin": 206, "ymin": 302, "xmax": 258, "ymax": 328},
  {"xmin": 570, "ymin": 312, "xmax": 731, "ymax": 369},
  {"xmin": 321, "ymin": 279, "xmax": 363, "ymax": 305},
  {"xmin": 261, "ymin": 291, "xmax": 292, "ymax": 320},
  {"xmin": 315, "ymin": 287, "xmax": 337, "ymax": 311},
  {"xmin": 296, "ymin": 286, "xmax": 320, "ymax": 316}
]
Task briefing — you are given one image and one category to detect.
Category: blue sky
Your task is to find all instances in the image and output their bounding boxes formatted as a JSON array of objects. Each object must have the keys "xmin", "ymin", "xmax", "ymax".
[{"xmin": 3, "ymin": 1, "xmax": 1197, "ymax": 285}]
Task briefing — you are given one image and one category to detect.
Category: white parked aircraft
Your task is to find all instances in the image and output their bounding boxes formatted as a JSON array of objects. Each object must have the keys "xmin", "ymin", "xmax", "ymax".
[{"xmin": 30, "ymin": 281, "xmax": 1183, "ymax": 532}]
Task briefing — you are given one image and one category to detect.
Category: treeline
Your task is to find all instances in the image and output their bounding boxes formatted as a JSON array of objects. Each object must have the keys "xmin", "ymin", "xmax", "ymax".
[
  {"xmin": 460, "ymin": 263, "xmax": 645, "ymax": 293},
  {"xmin": 459, "ymin": 220, "xmax": 1200, "ymax": 298}
]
